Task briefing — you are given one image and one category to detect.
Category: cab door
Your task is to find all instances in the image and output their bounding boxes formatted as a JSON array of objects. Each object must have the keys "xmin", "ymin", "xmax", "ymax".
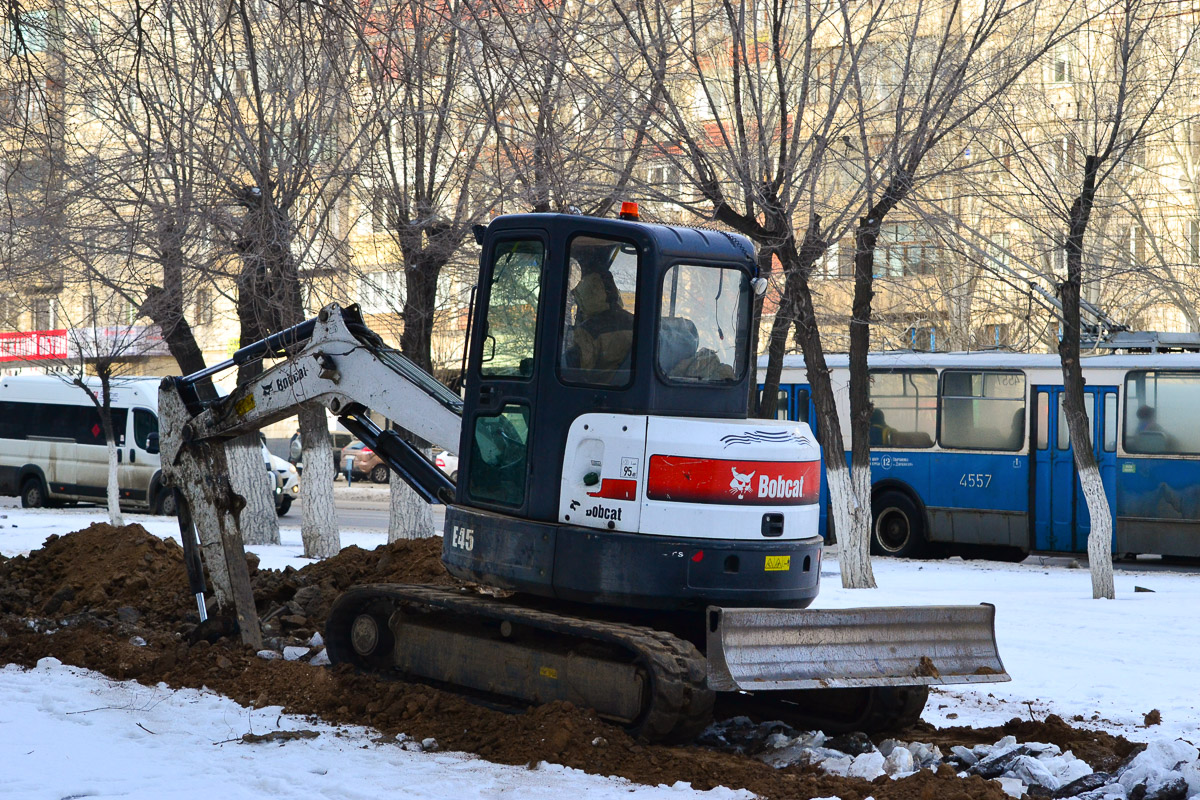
[{"xmin": 460, "ymin": 234, "xmax": 548, "ymax": 516}]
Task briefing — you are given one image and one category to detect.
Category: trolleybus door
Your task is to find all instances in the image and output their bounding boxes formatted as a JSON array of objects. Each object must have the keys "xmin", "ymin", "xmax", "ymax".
[{"xmin": 1032, "ymin": 386, "xmax": 1118, "ymax": 553}]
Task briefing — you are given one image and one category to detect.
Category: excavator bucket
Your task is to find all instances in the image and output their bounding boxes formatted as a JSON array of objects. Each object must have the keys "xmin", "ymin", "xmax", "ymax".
[{"xmin": 705, "ymin": 603, "xmax": 1009, "ymax": 691}]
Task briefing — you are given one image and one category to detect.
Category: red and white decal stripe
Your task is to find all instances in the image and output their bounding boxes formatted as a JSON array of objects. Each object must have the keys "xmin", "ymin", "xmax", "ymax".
[
  {"xmin": 587, "ymin": 478, "xmax": 638, "ymax": 501},
  {"xmin": 647, "ymin": 455, "xmax": 820, "ymax": 505}
]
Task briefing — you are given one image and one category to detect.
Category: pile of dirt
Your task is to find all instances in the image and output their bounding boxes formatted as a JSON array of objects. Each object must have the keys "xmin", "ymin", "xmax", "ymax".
[
  {"xmin": 0, "ymin": 524, "xmax": 1137, "ymax": 800},
  {"xmin": 252, "ymin": 537, "xmax": 459, "ymax": 638},
  {"xmin": 0, "ymin": 523, "xmax": 193, "ymax": 626}
]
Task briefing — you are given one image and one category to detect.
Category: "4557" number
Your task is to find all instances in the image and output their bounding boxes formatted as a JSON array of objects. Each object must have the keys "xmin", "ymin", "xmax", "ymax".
[{"xmin": 959, "ymin": 473, "xmax": 992, "ymax": 488}]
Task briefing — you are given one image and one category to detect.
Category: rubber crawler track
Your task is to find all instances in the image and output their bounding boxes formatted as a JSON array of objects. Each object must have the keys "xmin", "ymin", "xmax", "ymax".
[{"xmin": 326, "ymin": 584, "xmax": 715, "ymax": 743}]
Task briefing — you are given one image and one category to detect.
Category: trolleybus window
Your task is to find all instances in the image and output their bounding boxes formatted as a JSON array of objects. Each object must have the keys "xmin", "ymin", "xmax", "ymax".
[
  {"xmin": 1035, "ymin": 391, "xmax": 1049, "ymax": 450},
  {"xmin": 1057, "ymin": 394, "xmax": 1094, "ymax": 450},
  {"xmin": 867, "ymin": 369, "xmax": 935, "ymax": 447},
  {"xmin": 939, "ymin": 370, "xmax": 1026, "ymax": 451},
  {"xmin": 1104, "ymin": 394, "xmax": 1117, "ymax": 452},
  {"xmin": 1123, "ymin": 371, "xmax": 1200, "ymax": 454}
]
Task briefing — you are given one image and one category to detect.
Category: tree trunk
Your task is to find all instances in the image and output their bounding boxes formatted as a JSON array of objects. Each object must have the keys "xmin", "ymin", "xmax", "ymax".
[
  {"xmin": 400, "ymin": 258, "xmax": 440, "ymax": 374},
  {"xmin": 106, "ymin": 439, "xmax": 124, "ymax": 527},
  {"xmin": 1059, "ymin": 158, "xmax": 1115, "ymax": 599},
  {"xmin": 231, "ymin": 318, "xmax": 280, "ymax": 546},
  {"xmin": 227, "ymin": 434, "xmax": 280, "ymax": 546},
  {"xmin": 774, "ymin": 240, "xmax": 870, "ymax": 586},
  {"xmin": 88, "ymin": 372, "xmax": 125, "ymax": 528},
  {"xmin": 394, "ymin": 251, "xmax": 447, "ymax": 539},
  {"xmin": 157, "ymin": 382, "xmax": 262, "ymax": 648},
  {"xmin": 842, "ymin": 216, "xmax": 887, "ymax": 589},
  {"xmin": 297, "ymin": 404, "xmax": 339, "ymax": 558},
  {"xmin": 389, "ymin": 446, "xmax": 435, "ymax": 541}
]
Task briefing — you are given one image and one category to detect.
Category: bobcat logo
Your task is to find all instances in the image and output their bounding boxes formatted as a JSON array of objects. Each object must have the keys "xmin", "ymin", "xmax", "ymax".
[{"xmin": 729, "ymin": 467, "xmax": 756, "ymax": 499}]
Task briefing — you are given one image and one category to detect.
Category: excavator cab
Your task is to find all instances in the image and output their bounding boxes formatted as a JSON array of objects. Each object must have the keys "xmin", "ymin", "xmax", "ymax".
[
  {"xmin": 436, "ymin": 214, "xmax": 832, "ymax": 610},
  {"xmin": 459, "ymin": 214, "xmax": 757, "ymax": 521}
]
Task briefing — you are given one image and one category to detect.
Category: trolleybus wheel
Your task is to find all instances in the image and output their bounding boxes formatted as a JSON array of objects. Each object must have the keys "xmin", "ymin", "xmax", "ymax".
[{"xmin": 871, "ymin": 491, "xmax": 928, "ymax": 558}]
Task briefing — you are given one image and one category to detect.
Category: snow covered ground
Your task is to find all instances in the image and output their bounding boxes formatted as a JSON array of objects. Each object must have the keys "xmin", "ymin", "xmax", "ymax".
[
  {"xmin": 0, "ymin": 659, "xmax": 753, "ymax": 800},
  {"xmin": 2, "ymin": 499, "xmax": 1199, "ymax": 797}
]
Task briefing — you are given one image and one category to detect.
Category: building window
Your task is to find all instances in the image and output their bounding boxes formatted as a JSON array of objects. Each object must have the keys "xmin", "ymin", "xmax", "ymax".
[
  {"xmin": 1053, "ymin": 235, "xmax": 1067, "ymax": 274},
  {"xmin": 372, "ymin": 191, "xmax": 397, "ymax": 233},
  {"xmin": 31, "ymin": 297, "xmax": 54, "ymax": 330},
  {"xmin": 906, "ymin": 324, "xmax": 937, "ymax": 352},
  {"xmin": 1050, "ymin": 43, "xmax": 1072, "ymax": 83},
  {"xmin": 877, "ymin": 222, "xmax": 934, "ymax": 277},
  {"xmin": 360, "ymin": 269, "xmax": 405, "ymax": 314},
  {"xmin": 1190, "ymin": 219, "xmax": 1200, "ymax": 263},
  {"xmin": 194, "ymin": 289, "xmax": 214, "ymax": 326},
  {"xmin": 814, "ymin": 247, "xmax": 839, "ymax": 279},
  {"xmin": 645, "ymin": 164, "xmax": 679, "ymax": 200},
  {"xmin": 1126, "ymin": 224, "xmax": 1144, "ymax": 265}
]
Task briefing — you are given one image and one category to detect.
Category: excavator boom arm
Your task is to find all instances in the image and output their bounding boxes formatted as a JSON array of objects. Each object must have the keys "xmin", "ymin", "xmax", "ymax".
[{"xmin": 164, "ymin": 304, "xmax": 463, "ymax": 502}]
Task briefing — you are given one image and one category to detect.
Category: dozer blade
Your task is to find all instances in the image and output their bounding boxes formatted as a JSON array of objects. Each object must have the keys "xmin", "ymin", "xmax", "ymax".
[{"xmin": 706, "ymin": 603, "xmax": 1009, "ymax": 692}]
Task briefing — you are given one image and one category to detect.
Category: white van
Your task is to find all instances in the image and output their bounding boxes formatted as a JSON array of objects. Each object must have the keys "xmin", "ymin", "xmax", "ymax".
[
  {"xmin": 0, "ymin": 375, "xmax": 172, "ymax": 512},
  {"xmin": 0, "ymin": 375, "xmax": 297, "ymax": 515}
]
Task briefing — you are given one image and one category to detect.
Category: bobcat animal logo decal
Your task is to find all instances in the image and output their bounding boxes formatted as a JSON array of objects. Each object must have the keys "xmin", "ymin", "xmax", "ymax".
[{"xmin": 729, "ymin": 466, "xmax": 756, "ymax": 499}]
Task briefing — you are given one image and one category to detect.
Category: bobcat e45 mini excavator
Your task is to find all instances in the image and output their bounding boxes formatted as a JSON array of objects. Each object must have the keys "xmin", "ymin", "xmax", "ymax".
[{"xmin": 160, "ymin": 210, "xmax": 1008, "ymax": 742}]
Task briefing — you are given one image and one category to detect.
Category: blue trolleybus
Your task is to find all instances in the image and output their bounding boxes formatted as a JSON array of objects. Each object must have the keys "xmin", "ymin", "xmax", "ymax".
[{"xmin": 763, "ymin": 352, "xmax": 1200, "ymax": 559}]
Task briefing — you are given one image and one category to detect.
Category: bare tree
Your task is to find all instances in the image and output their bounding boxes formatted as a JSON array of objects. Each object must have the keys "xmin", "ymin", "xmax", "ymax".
[
  {"xmin": 61, "ymin": 290, "xmax": 171, "ymax": 526},
  {"xmin": 614, "ymin": 0, "xmax": 925, "ymax": 587},
  {"xmin": 172, "ymin": 0, "xmax": 383, "ymax": 555},
  {"xmin": 352, "ymin": 0, "xmax": 501, "ymax": 540},
  {"xmin": 988, "ymin": 0, "xmax": 1193, "ymax": 598}
]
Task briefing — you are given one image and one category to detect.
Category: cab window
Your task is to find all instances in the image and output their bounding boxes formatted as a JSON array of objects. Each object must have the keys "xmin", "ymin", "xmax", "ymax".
[
  {"xmin": 559, "ymin": 236, "xmax": 639, "ymax": 387},
  {"xmin": 480, "ymin": 239, "xmax": 544, "ymax": 379},
  {"xmin": 658, "ymin": 264, "xmax": 748, "ymax": 383},
  {"xmin": 467, "ymin": 404, "xmax": 530, "ymax": 507}
]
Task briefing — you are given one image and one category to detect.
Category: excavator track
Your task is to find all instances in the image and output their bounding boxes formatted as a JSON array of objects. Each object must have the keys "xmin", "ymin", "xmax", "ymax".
[{"xmin": 325, "ymin": 584, "xmax": 714, "ymax": 742}]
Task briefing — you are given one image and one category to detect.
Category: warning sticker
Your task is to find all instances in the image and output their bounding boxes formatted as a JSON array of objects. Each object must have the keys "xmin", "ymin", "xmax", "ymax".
[
  {"xmin": 235, "ymin": 395, "xmax": 256, "ymax": 416},
  {"xmin": 764, "ymin": 555, "xmax": 791, "ymax": 572}
]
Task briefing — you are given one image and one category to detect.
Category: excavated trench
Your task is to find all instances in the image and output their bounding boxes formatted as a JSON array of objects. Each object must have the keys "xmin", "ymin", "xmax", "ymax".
[{"xmin": 0, "ymin": 523, "xmax": 1142, "ymax": 800}]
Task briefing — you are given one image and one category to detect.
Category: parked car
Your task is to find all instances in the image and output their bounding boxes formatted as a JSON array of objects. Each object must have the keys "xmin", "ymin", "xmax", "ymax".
[
  {"xmin": 289, "ymin": 429, "xmax": 354, "ymax": 475},
  {"xmin": 434, "ymin": 449, "xmax": 459, "ymax": 483},
  {"xmin": 339, "ymin": 440, "xmax": 390, "ymax": 483},
  {"xmin": 263, "ymin": 443, "xmax": 300, "ymax": 515}
]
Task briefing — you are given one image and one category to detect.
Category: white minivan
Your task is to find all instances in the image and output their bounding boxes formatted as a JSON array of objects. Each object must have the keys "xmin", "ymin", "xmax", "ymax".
[
  {"xmin": 0, "ymin": 375, "xmax": 296, "ymax": 515},
  {"xmin": 0, "ymin": 376, "xmax": 172, "ymax": 512}
]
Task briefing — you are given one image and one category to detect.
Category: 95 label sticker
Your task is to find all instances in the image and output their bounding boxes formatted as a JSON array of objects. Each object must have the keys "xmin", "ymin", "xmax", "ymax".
[{"xmin": 764, "ymin": 555, "xmax": 791, "ymax": 572}]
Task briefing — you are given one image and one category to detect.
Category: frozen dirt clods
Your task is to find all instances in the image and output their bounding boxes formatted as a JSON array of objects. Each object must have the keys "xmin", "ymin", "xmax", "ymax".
[
  {"xmin": 703, "ymin": 716, "xmax": 1200, "ymax": 800},
  {"xmin": 1115, "ymin": 739, "xmax": 1200, "ymax": 800}
]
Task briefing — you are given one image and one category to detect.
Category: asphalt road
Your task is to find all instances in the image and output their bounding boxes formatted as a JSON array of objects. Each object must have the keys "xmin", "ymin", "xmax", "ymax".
[{"xmin": 287, "ymin": 486, "xmax": 446, "ymax": 534}]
